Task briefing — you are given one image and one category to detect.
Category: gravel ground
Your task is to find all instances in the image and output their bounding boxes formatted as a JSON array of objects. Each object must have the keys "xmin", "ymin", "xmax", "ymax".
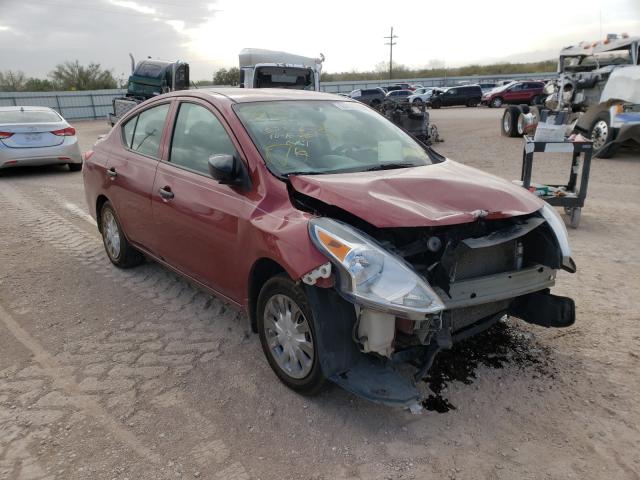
[{"xmin": 0, "ymin": 107, "xmax": 639, "ymax": 480}]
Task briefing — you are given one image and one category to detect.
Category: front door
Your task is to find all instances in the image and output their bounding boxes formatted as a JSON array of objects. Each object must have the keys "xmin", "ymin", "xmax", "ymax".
[{"xmin": 151, "ymin": 100, "xmax": 249, "ymax": 301}]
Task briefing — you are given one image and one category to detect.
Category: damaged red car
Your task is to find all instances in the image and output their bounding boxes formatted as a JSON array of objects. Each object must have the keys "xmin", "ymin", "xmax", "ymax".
[{"xmin": 83, "ymin": 88, "xmax": 576, "ymax": 407}]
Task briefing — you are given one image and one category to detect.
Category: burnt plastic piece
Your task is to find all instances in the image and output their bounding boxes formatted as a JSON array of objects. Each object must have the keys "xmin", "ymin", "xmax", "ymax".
[
  {"xmin": 330, "ymin": 357, "xmax": 421, "ymax": 407},
  {"xmin": 509, "ymin": 290, "xmax": 575, "ymax": 328}
]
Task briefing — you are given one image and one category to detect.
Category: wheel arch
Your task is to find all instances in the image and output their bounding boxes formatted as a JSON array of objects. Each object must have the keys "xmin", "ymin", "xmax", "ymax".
[
  {"xmin": 248, "ymin": 257, "xmax": 287, "ymax": 333},
  {"xmin": 95, "ymin": 194, "xmax": 110, "ymax": 232}
]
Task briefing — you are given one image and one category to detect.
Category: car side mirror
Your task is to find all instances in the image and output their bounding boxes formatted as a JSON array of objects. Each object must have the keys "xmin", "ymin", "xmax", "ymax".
[{"xmin": 208, "ymin": 154, "xmax": 250, "ymax": 190}]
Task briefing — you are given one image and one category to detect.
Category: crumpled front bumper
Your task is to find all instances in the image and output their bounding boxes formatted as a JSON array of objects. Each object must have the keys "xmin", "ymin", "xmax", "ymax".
[
  {"xmin": 611, "ymin": 112, "xmax": 640, "ymax": 143},
  {"xmin": 307, "ymin": 281, "xmax": 575, "ymax": 408}
]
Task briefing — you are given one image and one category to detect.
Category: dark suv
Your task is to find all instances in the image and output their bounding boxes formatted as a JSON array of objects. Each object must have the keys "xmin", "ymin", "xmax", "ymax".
[
  {"xmin": 428, "ymin": 85, "xmax": 482, "ymax": 108},
  {"xmin": 349, "ymin": 88, "xmax": 386, "ymax": 107}
]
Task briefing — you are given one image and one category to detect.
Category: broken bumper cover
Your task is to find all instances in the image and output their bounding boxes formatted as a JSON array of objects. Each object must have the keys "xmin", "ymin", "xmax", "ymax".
[{"xmin": 307, "ymin": 281, "xmax": 575, "ymax": 408}]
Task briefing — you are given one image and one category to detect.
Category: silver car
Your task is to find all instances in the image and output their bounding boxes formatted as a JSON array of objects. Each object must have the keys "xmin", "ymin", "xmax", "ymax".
[{"xmin": 0, "ymin": 106, "xmax": 82, "ymax": 172}]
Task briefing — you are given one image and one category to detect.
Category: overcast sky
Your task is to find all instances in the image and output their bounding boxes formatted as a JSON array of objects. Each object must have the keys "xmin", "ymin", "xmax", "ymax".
[{"xmin": 1, "ymin": 0, "xmax": 639, "ymax": 81}]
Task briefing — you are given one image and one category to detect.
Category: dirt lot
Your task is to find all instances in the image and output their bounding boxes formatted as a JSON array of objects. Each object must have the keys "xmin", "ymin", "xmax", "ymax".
[{"xmin": 1, "ymin": 107, "xmax": 639, "ymax": 480}]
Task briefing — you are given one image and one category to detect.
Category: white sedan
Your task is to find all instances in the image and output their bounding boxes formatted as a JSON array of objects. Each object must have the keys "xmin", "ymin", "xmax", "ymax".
[{"xmin": 0, "ymin": 106, "xmax": 82, "ymax": 172}]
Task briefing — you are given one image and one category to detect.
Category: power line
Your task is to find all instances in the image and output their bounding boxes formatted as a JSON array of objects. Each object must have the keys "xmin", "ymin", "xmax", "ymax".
[{"xmin": 384, "ymin": 27, "xmax": 398, "ymax": 80}]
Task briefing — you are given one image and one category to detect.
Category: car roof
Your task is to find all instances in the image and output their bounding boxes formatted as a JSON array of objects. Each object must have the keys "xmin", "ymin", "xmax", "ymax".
[{"xmin": 167, "ymin": 88, "xmax": 347, "ymax": 104}]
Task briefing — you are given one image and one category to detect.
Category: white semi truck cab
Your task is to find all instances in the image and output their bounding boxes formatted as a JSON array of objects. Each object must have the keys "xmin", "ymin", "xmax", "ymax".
[{"xmin": 239, "ymin": 48, "xmax": 324, "ymax": 91}]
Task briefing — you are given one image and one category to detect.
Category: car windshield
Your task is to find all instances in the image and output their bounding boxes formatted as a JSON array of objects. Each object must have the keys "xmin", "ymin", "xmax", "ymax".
[
  {"xmin": 0, "ymin": 110, "xmax": 60, "ymax": 124},
  {"xmin": 234, "ymin": 100, "xmax": 435, "ymax": 176}
]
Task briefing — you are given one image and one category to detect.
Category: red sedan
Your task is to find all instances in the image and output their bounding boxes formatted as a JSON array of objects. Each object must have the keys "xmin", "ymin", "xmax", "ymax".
[{"xmin": 83, "ymin": 88, "xmax": 576, "ymax": 407}]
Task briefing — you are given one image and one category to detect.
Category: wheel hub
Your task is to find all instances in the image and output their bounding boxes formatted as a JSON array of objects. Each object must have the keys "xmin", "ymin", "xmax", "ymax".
[
  {"xmin": 591, "ymin": 120, "xmax": 609, "ymax": 149},
  {"xmin": 263, "ymin": 294, "xmax": 314, "ymax": 379},
  {"xmin": 103, "ymin": 211, "xmax": 121, "ymax": 259}
]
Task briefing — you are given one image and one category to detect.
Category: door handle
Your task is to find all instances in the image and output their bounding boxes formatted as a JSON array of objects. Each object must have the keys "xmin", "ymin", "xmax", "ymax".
[
  {"xmin": 159, "ymin": 186, "xmax": 174, "ymax": 200},
  {"xmin": 107, "ymin": 167, "xmax": 117, "ymax": 178}
]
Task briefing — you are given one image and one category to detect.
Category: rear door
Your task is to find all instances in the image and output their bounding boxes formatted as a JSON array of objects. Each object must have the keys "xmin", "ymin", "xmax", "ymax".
[
  {"xmin": 151, "ymin": 100, "xmax": 248, "ymax": 300},
  {"xmin": 525, "ymin": 82, "xmax": 543, "ymax": 100},
  {"xmin": 442, "ymin": 88, "xmax": 459, "ymax": 106},
  {"xmin": 104, "ymin": 102, "xmax": 171, "ymax": 251},
  {"xmin": 503, "ymin": 83, "xmax": 524, "ymax": 103}
]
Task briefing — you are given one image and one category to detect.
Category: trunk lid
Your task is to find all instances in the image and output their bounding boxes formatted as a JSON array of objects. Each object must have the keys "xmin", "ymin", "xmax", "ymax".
[
  {"xmin": 0, "ymin": 123, "xmax": 66, "ymax": 148},
  {"xmin": 289, "ymin": 160, "xmax": 544, "ymax": 228}
]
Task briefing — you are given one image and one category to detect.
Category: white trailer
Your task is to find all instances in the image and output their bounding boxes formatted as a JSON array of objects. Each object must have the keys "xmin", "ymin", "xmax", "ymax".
[{"xmin": 239, "ymin": 48, "xmax": 324, "ymax": 91}]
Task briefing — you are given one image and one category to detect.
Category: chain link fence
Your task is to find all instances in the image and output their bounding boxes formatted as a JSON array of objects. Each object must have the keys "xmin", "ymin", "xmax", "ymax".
[{"xmin": 0, "ymin": 89, "xmax": 126, "ymax": 121}]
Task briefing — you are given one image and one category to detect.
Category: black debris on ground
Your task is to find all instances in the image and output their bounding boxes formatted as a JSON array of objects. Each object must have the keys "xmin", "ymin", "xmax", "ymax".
[{"xmin": 422, "ymin": 320, "xmax": 555, "ymax": 413}]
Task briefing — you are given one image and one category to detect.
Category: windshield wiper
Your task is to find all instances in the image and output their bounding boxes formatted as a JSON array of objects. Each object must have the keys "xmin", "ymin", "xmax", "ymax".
[
  {"xmin": 284, "ymin": 171, "xmax": 325, "ymax": 177},
  {"xmin": 363, "ymin": 163, "xmax": 416, "ymax": 172}
]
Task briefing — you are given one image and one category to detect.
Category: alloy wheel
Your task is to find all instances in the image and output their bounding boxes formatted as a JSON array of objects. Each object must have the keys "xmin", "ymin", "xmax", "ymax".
[
  {"xmin": 102, "ymin": 210, "xmax": 121, "ymax": 260},
  {"xmin": 503, "ymin": 113, "xmax": 511, "ymax": 133}
]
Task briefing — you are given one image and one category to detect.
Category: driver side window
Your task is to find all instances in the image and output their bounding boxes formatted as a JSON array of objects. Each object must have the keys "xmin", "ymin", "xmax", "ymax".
[{"xmin": 169, "ymin": 103, "xmax": 237, "ymax": 175}]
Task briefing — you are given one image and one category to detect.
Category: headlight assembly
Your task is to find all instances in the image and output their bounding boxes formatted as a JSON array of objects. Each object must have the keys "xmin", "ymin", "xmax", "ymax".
[{"xmin": 308, "ymin": 217, "xmax": 445, "ymax": 319}]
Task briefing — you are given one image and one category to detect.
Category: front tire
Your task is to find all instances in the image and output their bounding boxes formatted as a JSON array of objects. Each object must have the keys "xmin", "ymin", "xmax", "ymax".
[
  {"xmin": 491, "ymin": 97, "xmax": 504, "ymax": 108},
  {"xmin": 257, "ymin": 275, "xmax": 325, "ymax": 395},
  {"xmin": 100, "ymin": 201, "xmax": 143, "ymax": 268}
]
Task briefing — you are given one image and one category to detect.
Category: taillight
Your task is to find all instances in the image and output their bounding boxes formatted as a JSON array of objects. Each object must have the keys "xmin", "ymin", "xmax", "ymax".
[
  {"xmin": 51, "ymin": 127, "xmax": 76, "ymax": 136},
  {"xmin": 84, "ymin": 150, "xmax": 95, "ymax": 161},
  {"xmin": 0, "ymin": 132, "xmax": 14, "ymax": 139}
]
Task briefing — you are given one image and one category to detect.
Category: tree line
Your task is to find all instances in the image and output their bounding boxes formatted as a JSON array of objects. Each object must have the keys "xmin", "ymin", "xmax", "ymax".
[
  {"xmin": 0, "ymin": 61, "xmax": 118, "ymax": 92},
  {"xmin": 320, "ymin": 59, "xmax": 557, "ymax": 82}
]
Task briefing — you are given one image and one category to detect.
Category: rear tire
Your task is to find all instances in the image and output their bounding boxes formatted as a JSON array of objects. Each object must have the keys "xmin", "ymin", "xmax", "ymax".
[
  {"xmin": 502, "ymin": 106, "xmax": 521, "ymax": 137},
  {"xmin": 466, "ymin": 98, "xmax": 479, "ymax": 107},
  {"xmin": 257, "ymin": 274, "xmax": 326, "ymax": 395},
  {"xmin": 68, "ymin": 163, "xmax": 82, "ymax": 172},
  {"xmin": 99, "ymin": 201, "xmax": 144, "ymax": 268}
]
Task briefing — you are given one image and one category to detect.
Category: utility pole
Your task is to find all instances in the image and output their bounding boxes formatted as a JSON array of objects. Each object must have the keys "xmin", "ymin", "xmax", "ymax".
[{"xmin": 384, "ymin": 27, "xmax": 398, "ymax": 80}]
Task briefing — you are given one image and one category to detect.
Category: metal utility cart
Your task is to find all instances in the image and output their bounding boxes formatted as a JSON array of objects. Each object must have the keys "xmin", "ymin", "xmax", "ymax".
[{"xmin": 519, "ymin": 136, "xmax": 593, "ymax": 228}]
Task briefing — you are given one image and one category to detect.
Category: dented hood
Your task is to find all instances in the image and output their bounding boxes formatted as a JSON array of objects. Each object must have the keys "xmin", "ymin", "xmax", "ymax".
[{"xmin": 289, "ymin": 160, "xmax": 544, "ymax": 228}]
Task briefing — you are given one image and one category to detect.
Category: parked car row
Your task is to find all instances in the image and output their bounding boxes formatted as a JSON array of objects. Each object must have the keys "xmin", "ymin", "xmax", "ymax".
[
  {"xmin": 349, "ymin": 83, "xmax": 515, "ymax": 109},
  {"xmin": 346, "ymin": 80, "xmax": 548, "ymax": 110}
]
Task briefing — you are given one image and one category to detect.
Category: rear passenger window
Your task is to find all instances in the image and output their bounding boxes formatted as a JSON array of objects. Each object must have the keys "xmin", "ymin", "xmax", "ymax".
[
  {"xmin": 130, "ymin": 104, "xmax": 169, "ymax": 157},
  {"xmin": 170, "ymin": 103, "xmax": 237, "ymax": 175}
]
